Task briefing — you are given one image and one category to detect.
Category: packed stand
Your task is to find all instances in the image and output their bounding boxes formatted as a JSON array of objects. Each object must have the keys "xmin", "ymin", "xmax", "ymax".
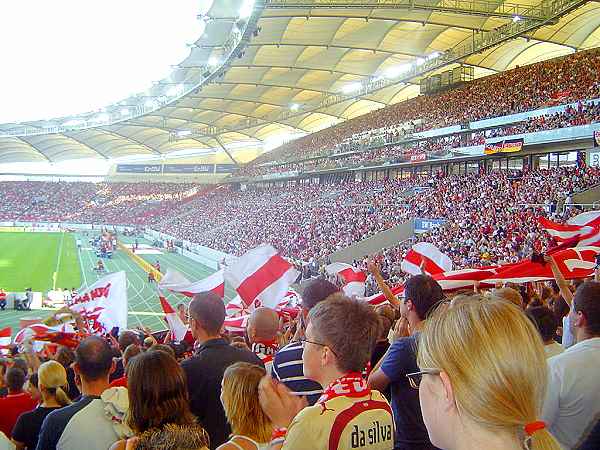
[{"xmin": 237, "ymin": 99, "xmax": 600, "ymax": 179}]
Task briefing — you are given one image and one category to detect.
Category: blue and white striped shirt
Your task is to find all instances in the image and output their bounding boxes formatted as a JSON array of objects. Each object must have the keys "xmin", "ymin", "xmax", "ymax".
[{"xmin": 271, "ymin": 341, "xmax": 323, "ymax": 406}]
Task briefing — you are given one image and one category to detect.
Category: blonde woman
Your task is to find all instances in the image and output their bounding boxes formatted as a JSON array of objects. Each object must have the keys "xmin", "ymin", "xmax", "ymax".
[
  {"xmin": 12, "ymin": 361, "xmax": 71, "ymax": 450},
  {"xmin": 414, "ymin": 297, "xmax": 561, "ymax": 450},
  {"xmin": 218, "ymin": 362, "xmax": 272, "ymax": 450}
]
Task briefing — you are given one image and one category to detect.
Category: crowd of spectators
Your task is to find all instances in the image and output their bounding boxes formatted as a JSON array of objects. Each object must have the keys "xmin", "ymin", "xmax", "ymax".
[
  {"xmin": 155, "ymin": 166, "xmax": 600, "ymax": 278},
  {"xmin": 2, "ymin": 166, "xmax": 599, "ymax": 284},
  {"xmin": 239, "ymin": 47, "xmax": 600, "ymax": 176},
  {"xmin": 1, "ymin": 266, "xmax": 599, "ymax": 450},
  {"xmin": 0, "ymin": 182, "xmax": 205, "ymax": 225},
  {"xmin": 237, "ymin": 99, "xmax": 600, "ymax": 179}
]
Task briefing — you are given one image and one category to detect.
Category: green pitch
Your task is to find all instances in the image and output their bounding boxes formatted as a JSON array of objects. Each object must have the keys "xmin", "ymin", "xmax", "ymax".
[
  {"xmin": 0, "ymin": 232, "xmax": 234, "ymax": 334},
  {"xmin": 0, "ymin": 232, "xmax": 81, "ymax": 292}
]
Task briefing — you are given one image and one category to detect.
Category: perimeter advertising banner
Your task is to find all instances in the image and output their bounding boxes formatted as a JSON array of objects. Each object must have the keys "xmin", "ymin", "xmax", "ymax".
[
  {"xmin": 116, "ymin": 164, "xmax": 162, "ymax": 174},
  {"xmin": 163, "ymin": 164, "xmax": 214, "ymax": 174},
  {"xmin": 484, "ymin": 138, "xmax": 524, "ymax": 155},
  {"xmin": 215, "ymin": 164, "xmax": 236, "ymax": 173}
]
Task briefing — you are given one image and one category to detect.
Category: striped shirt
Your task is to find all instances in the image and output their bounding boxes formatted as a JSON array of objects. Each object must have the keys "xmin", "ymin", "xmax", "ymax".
[{"xmin": 271, "ymin": 341, "xmax": 323, "ymax": 406}]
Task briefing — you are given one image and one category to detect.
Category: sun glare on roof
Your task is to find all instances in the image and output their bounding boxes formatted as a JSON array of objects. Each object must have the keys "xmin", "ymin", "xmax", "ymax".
[{"xmin": 0, "ymin": 0, "xmax": 203, "ymax": 124}]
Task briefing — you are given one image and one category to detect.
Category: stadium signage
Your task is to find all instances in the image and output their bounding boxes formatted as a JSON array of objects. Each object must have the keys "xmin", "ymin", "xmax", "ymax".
[
  {"xmin": 594, "ymin": 130, "xmax": 600, "ymax": 147},
  {"xmin": 216, "ymin": 164, "xmax": 236, "ymax": 173},
  {"xmin": 410, "ymin": 153, "xmax": 427, "ymax": 162},
  {"xmin": 484, "ymin": 138, "xmax": 524, "ymax": 155},
  {"xmin": 163, "ymin": 164, "xmax": 214, "ymax": 174},
  {"xmin": 116, "ymin": 164, "xmax": 162, "ymax": 174},
  {"xmin": 414, "ymin": 218, "xmax": 446, "ymax": 234}
]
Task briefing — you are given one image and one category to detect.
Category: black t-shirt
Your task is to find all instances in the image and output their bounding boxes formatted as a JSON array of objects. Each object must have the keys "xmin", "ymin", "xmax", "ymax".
[
  {"xmin": 12, "ymin": 406, "xmax": 61, "ymax": 449},
  {"xmin": 181, "ymin": 338, "xmax": 263, "ymax": 450},
  {"xmin": 380, "ymin": 334, "xmax": 438, "ymax": 450}
]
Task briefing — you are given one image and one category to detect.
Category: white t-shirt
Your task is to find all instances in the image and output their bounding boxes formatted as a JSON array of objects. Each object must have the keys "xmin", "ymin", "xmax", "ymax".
[
  {"xmin": 544, "ymin": 341, "xmax": 564, "ymax": 359},
  {"xmin": 542, "ymin": 337, "xmax": 600, "ymax": 449},
  {"xmin": 0, "ymin": 432, "xmax": 15, "ymax": 450}
]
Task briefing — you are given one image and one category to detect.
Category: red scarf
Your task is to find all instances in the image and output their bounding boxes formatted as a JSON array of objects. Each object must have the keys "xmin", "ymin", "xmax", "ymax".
[{"xmin": 317, "ymin": 372, "xmax": 370, "ymax": 404}]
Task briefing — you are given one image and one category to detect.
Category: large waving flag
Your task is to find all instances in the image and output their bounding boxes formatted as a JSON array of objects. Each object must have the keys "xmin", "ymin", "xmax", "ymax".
[
  {"xmin": 159, "ymin": 292, "xmax": 188, "ymax": 342},
  {"xmin": 70, "ymin": 271, "xmax": 128, "ymax": 334},
  {"xmin": 224, "ymin": 245, "xmax": 299, "ymax": 309},
  {"xmin": 325, "ymin": 262, "xmax": 367, "ymax": 298},
  {"xmin": 160, "ymin": 268, "xmax": 225, "ymax": 298},
  {"xmin": 401, "ymin": 242, "xmax": 453, "ymax": 276}
]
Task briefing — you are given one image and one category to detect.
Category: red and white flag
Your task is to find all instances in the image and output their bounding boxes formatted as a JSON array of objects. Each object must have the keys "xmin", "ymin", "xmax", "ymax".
[
  {"xmin": 485, "ymin": 247, "xmax": 600, "ymax": 284},
  {"xmin": 401, "ymin": 243, "xmax": 453, "ymax": 276},
  {"xmin": 0, "ymin": 327, "xmax": 11, "ymax": 354},
  {"xmin": 325, "ymin": 262, "xmax": 367, "ymax": 298},
  {"xmin": 433, "ymin": 267, "xmax": 499, "ymax": 290},
  {"xmin": 538, "ymin": 217, "xmax": 593, "ymax": 242},
  {"xmin": 159, "ymin": 269, "xmax": 225, "ymax": 298},
  {"xmin": 224, "ymin": 245, "xmax": 299, "ymax": 309},
  {"xmin": 159, "ymin": 292, "xmax": 188, "ymax": 342},
  {"xmin": 223, "ymin": 314, "xmax": 249, "ymax": 333},
  {"xmin": 13, "ymin": 324, "xmax": 80, "ymax": 349},
  {"xmin": 70, "ymin": 271, "xmax": 128, "ymax": 334},
  {"xmin": 567, "ymin": 210, "xmax": 600, "ymax": 227}
]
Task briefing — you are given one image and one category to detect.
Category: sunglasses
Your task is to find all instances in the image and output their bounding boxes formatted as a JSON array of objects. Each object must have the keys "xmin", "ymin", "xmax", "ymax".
[
  {"xmin": 299, "ymin": 337, "xmax": 338, "ymax": 358},
  {"xmin": 405, "ymin": 368, "xmax": 442, "ymax": 389}
]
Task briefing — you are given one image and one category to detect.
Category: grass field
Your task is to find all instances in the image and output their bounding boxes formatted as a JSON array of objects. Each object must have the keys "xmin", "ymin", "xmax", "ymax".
[
  {"xmin": 0, "ymin": 232, "xmax": 81, "ymax": 291},
  {"xmin": 0, "ymin": 232, "xmax": 235, "ymax": 333}
]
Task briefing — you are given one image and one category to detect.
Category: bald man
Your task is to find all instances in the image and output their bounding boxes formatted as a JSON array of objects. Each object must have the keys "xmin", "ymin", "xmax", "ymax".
[{"xmin": 246, "ymin": 307, "xmax": 280, "ymax": 372}]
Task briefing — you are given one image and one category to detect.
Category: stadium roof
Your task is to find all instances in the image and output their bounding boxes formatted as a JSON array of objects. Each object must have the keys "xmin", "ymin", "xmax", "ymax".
[{"xmin": 1, "ymin": 0, "xmax": 599, "ymax": 164}]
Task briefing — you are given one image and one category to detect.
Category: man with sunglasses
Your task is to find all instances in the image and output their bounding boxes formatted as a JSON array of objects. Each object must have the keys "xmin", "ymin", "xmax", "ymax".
[
  {"xmin": 259, "ymin": 294, "xmax": 393, "ymax": 449},
  {"xmin": 368, "ymin": 274, "xmax": 444, "ymax": 450}
]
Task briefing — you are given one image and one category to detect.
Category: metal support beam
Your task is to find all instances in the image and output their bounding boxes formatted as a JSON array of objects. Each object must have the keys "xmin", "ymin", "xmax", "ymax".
[
  {"xmin": 264, "ymin": 0, "xmax": 547, "ymax": 21},
  {"xmin": 215, "ymin": 136, "xmax": 240, "ymax": 166}
]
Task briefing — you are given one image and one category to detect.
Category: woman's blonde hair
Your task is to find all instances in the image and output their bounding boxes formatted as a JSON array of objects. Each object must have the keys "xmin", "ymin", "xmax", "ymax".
[
  {"xmin": 222, "ymin": 362, "xmax": 272, "ymax": 443},
  {"xmin": 38, "ymin": 360, "xmax": 71, "ymax": 407},
  {"xmin": 417, "ymin": 298, "xmax": 561, "ymax": 450}
]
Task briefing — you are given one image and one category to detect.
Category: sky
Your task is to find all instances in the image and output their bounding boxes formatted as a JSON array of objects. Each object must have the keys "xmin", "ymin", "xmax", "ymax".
[{"xmin": 0, "ymin": 0, "xmax": 207, "ymax": 124}]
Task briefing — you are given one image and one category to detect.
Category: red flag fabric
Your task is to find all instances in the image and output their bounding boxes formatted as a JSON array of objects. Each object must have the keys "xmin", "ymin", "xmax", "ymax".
[
  {"xmin": 224, "ymin": 245, "xmax": 299, "ymax": 309},
  {"xmin": 485, "ymin": 247, "xmax": 600, "ymax": 284},
  {"xmin": 538, "ymin": 217, "xmax": 593, "ymax": 242},
  {"xmin": 0, "ymin": 327, "xmax": 11, "ymax": 353},
  {"xmin": 159, "ymin": 269, "xmax": 225, "ymax": 298},
  {"xmin": 224, "ymin": 315, "xmax": 249, "ymax": 333},
  {"xmin": 401, "ymin": 243, "xmax": 453, "ymax": 276}
]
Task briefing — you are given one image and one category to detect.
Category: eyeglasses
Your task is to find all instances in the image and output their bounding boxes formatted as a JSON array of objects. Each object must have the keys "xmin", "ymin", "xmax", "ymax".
[
  {"xmin": 406, "ymin": 368, "xmax": 442, "ymax": 389},
  {"xmin": 300, "ymin": 337, "xmax": 338, "ymax": 358}
]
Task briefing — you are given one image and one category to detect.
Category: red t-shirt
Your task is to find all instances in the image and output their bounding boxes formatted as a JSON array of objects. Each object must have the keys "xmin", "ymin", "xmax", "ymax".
[
  {"xmin": 0, "ymin": 391, "xmax": 37, "ymax": 437},
  {"xmin": 109, "ymin": 376, "xmax": 128, "ymax": 388}
]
